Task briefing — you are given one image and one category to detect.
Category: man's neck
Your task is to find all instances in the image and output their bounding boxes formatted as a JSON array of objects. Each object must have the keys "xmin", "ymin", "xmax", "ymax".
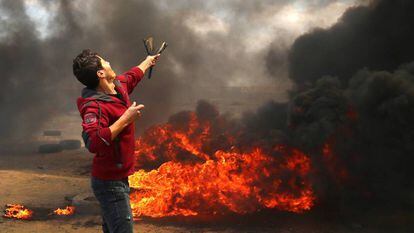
[{"xmin": 96, "ymin": 82, "xmax": 116, "ymax": 95}]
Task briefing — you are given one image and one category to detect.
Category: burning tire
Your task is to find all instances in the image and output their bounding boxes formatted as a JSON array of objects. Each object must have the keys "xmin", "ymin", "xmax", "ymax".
[
  {"xmin": 38, "ymin": 144, "xmax": 63, "ymax": 153},
  {"xmin": 59, "ymin": 140, "xmax": 81, "ymax": 150},
  {"xmin": 43, "ymin": 130, "xmax": 62, "ymax": 136}
]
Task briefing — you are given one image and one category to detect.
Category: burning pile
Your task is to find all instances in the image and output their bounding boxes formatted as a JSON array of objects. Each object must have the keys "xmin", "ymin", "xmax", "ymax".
[
  {"xmin": 3, "ymin": 204, "xmax": 33, "ymax": 220},
  {"xmin": 130, "ymin": 103, "xmax": 315, "ymax": 219},
  {"xmin": 53, "ymin": 206, "xmax": 76, "ymax": 216}
]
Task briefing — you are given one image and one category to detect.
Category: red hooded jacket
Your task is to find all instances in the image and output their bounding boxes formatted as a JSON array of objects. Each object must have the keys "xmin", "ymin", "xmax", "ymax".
[{"xmin": 76, "ymin": 66, "xmax": 144, "ymax": 180}]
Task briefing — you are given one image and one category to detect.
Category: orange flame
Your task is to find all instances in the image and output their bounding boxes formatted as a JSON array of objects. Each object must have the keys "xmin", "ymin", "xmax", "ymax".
[
  {"xmin": 53, "ymin": 206, "xmax": 75, "ymax": 216},
  {"xmin": 3, "ymin": 204, "xmax": 33, "ymax": 220},
  {"xmin": 134, "ymin": 112, "xmax": 214, "ymax": 168},
  {"xmin": 130, "ymin": 111, "xmax": 316, "ymax": 220}
]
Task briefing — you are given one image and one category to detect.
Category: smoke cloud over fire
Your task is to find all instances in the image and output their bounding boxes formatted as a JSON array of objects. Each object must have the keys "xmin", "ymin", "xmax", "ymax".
[{"xmin": 267, "ymin": 0, "xmax": 414, "ymax": 208}]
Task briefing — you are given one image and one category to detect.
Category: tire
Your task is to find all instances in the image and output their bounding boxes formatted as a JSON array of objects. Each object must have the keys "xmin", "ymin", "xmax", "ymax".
[
  {"xmin": 59, "ymin": 140, "xmax": 81, "ymax": 150},
  {"xmin": 38, "ymin": 144, "xmax": 63, "ymax": 153},
  {"xmin": 43, "ymin": 130, "xmax": 62, "ymax": 136}
]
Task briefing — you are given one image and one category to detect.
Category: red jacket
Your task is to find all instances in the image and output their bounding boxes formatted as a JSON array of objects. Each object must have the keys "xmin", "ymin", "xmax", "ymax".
[{"xmin": 77, "ymin": 67, "xmax": 144, "ymax": 180}]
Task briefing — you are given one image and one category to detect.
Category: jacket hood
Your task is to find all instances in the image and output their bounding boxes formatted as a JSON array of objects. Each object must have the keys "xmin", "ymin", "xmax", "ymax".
[
  {"xmin": 76, "ymin": 80, "xmax": 125, "ymax": 111},
  {"xmin": 77, "ymin": 87, "xmax": 114, "ymax": 112}
]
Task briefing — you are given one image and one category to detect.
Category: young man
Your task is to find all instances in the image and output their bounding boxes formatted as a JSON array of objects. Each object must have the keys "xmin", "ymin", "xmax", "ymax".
[{"xmin": 73, "ymin": 49, "xmax": 159, "ymax": 233}]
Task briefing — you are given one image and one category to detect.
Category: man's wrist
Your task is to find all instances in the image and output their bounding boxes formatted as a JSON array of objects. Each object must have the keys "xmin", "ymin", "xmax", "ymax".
[
  {"xmin": 137, "ymin": 64, "xmax": 149, "ymax": 73},
  {"xmin": 138, "ymin": 59, "xmax": 151, "ymax": 73},
  {"xmin": 117, "ymin": 117, "xmax": 129, "ymax": 128},
  {"xmin": 109, "ymin": 117, "xmax": 130, "ymax": 140}
]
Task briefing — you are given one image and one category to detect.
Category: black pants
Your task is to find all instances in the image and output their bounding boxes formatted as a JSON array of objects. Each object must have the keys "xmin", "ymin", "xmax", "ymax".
[{"xmin": 91, "ymin": 176, "xmax": 133, "ymax": 233}]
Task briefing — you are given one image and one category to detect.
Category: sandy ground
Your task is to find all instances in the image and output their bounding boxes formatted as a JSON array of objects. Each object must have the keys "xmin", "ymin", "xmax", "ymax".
[{"xmin": 0, "ymin": 138, "xmax": 413, "ymax": 233}]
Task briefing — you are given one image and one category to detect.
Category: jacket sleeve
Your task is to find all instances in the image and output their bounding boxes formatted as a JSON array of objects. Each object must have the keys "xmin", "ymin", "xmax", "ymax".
[
  {"xmin": 80, "ymin": 102, "xmax": 112, "ymax": 154},
  {"xmin": 117, "ymin": 66, "xmax": 144, "ymax": 94}
]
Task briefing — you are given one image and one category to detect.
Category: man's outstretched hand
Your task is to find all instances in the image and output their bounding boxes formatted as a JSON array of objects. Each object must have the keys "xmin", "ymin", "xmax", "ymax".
[{"xmin": 138, "ymin": 54, "xmax": 160, "ymax": 73}]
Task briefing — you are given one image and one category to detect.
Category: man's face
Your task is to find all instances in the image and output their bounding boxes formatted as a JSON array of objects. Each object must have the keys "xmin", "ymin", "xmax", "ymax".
[{"xmin": 97, "ymin": 56, "xmax": 116, "ymax": 81}]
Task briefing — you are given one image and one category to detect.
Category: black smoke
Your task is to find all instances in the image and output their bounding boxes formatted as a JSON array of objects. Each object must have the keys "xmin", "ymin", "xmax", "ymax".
[
  {"xmin": 264, "ymin": 0, "xmax": 414, "ymax": 210},
  {"xmin": 344, "ymin": 64, "xmax": 414, "ymax": 202},
  {"xmin": 288, "ymin": 0, "xmax": 414, "ymax": 86}
]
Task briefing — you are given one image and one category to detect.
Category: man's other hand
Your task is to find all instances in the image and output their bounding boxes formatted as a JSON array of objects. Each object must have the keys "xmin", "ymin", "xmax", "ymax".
[{"xmin": 120, "ymin": 101, "xmax": 145, "ymax": 125}]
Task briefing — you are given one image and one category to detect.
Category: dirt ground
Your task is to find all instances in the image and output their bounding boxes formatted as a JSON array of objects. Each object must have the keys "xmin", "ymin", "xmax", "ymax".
[{"xmin": 0, "ymin": 139, "xmax": 413, "ymax": 233}]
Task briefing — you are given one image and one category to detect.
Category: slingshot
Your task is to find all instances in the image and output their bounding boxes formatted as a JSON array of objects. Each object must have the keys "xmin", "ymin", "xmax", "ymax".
[{"xmin": 143, "ymin": 37, "xmax": 168, "ymax": 79}]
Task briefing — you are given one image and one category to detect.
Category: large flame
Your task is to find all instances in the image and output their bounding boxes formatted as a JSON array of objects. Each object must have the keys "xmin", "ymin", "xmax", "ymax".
[
  {"xmin": 3, "ymin": 204, "xmax": 33, "ymax": 220},
  {"xmin": 130, "ymin": 111, "xmax": 315, "ymax": 220}
]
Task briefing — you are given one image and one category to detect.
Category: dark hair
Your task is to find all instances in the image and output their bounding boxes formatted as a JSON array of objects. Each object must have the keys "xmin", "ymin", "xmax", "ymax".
[{"xmin": 73, "ymin": 49, "xmax": 103, "ymax": 89}]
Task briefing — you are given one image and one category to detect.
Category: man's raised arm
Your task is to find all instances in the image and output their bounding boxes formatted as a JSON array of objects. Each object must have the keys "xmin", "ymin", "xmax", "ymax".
[{"xmin": 120, "ymin": 55, "xmax": 160, "ymax": 94}]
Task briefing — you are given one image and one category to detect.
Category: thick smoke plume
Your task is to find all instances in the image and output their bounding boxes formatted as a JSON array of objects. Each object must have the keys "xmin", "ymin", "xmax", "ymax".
[
  {"xmin": 265, "ymin": 0, "xmax": 414, "ymax": 209},
  {"xmin": 288, "ymin": 0, "xmax": 414, "ymax": 86}
]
